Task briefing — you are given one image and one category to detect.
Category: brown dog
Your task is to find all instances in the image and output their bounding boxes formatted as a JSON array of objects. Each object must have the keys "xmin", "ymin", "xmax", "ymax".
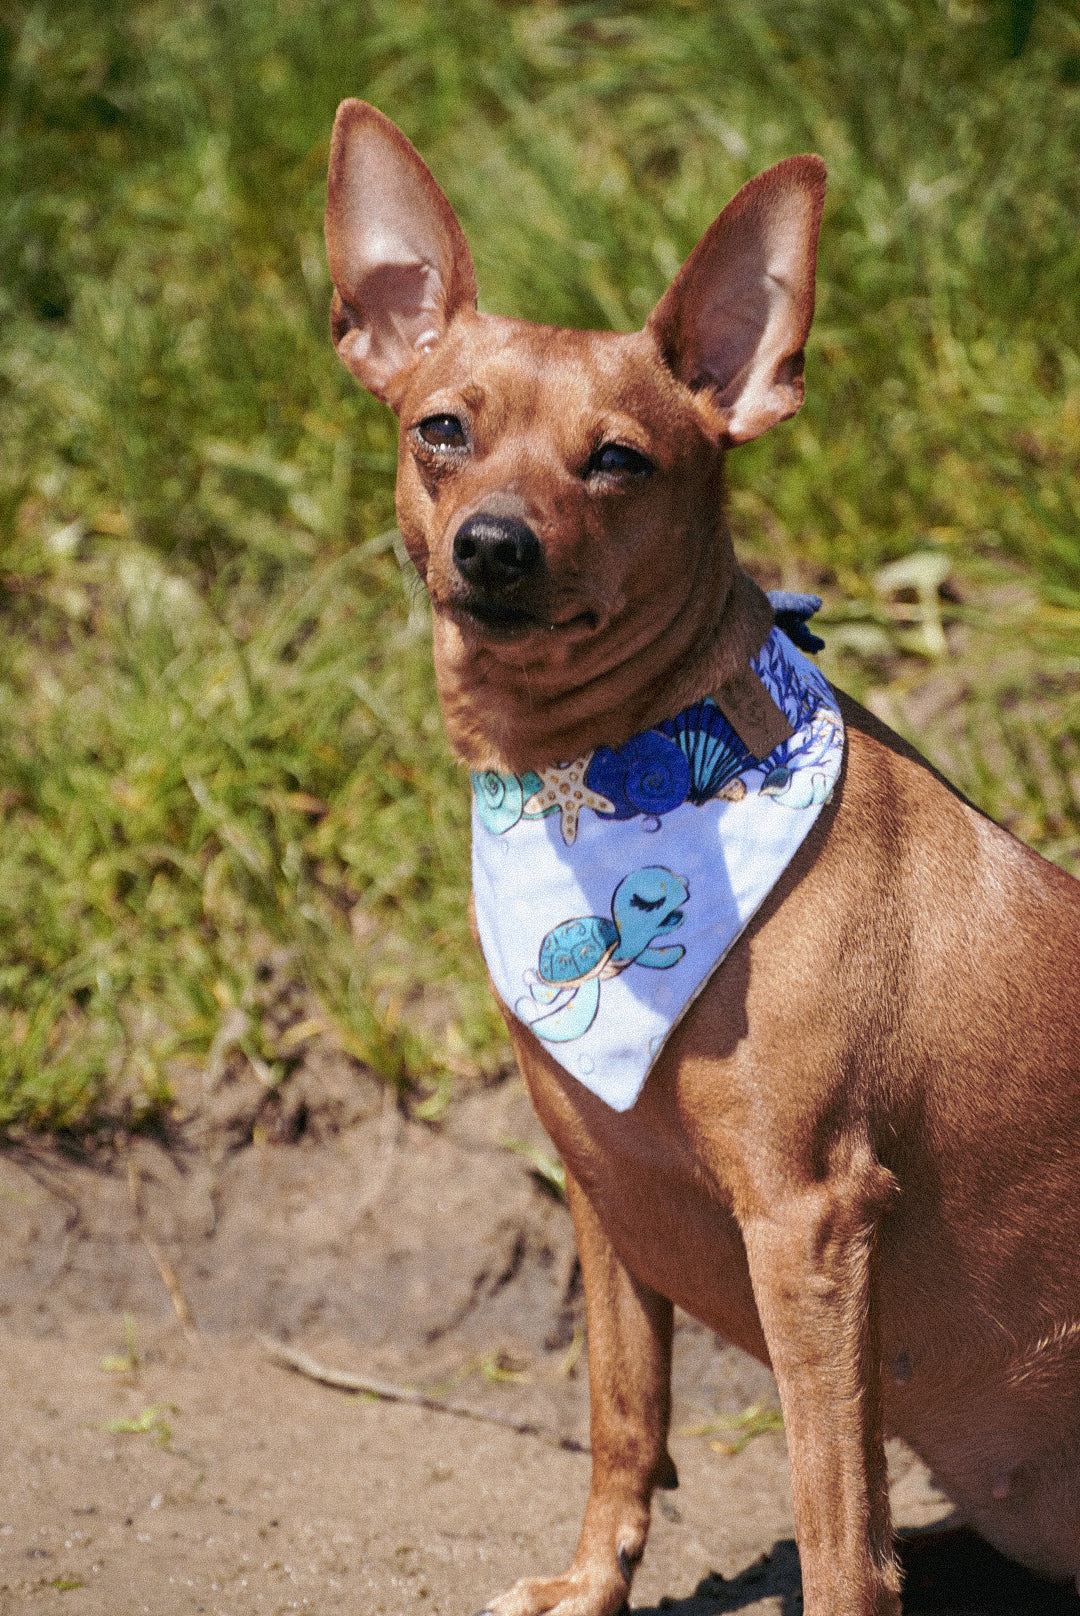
[{"xmin": 325, "ymin": 101, "xmax": 1080, "ymax": 1616}]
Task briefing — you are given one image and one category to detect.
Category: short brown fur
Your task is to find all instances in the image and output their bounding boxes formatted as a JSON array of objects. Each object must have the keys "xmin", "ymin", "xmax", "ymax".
[{"xmin": 325, "ymin": 100, "xmax": 1080, "ymax": 1616}]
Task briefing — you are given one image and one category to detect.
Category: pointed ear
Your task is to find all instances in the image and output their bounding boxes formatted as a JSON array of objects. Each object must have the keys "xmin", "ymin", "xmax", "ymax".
[
  {"xmin": 324, "ymin": 101, "xmax": 477, "ymax": 407},
  {"xmin": 647, "ymin": 155, "xmax": 826, "ymax": 445}
]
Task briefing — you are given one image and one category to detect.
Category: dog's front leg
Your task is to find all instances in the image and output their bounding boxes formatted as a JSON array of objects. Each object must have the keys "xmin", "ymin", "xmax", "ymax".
[
  {"xmin": 477, "ymin": 1169, "xmax": 674, "ymax": 1616},
  {"xmin": 740, "ymin": 1176, "xmax": 900, "ymax": 1616}
]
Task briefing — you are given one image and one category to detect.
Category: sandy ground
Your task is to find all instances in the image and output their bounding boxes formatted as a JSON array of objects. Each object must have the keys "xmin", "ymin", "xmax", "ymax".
[{"xmin": 1, "ymin": 1079, "xmax": 1075, "ymax": 1614}]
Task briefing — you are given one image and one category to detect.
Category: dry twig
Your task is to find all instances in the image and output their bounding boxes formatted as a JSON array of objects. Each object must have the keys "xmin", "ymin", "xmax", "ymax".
[
  {"xmin": 125, "ymin": 1154, "xmax": 198, "ymax": 1342},
  {"xmin": 261, "ymin": 1337, "xmax": 588, "ymax": 1454}
]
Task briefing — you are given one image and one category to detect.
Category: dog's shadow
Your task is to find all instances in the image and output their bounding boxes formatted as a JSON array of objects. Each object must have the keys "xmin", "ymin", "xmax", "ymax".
[{"xmin": 632, "ymin": 1528, "xmax": 1080, "ymax": 1614}]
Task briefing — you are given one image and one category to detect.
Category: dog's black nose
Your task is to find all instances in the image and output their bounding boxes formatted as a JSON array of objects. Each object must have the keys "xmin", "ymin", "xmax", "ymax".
[{"xmin": 452, "ymin": 513, "xmax": 541, "ymax": 589}]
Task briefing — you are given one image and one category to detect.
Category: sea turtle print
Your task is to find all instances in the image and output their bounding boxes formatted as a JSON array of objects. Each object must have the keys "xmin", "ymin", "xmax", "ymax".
[{"xmin": 515, "ymin": 866, "xmax": 689, "ymax": 1044}]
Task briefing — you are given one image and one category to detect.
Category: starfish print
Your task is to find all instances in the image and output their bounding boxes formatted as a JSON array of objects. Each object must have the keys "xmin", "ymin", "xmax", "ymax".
[{"xmin": 523, "ymin": 756, "xmax": 616, "ymax": 846}]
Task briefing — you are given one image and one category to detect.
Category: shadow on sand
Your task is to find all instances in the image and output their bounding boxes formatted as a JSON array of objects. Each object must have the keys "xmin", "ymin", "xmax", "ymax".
[{"xmin": 633, "ymin": 1527, "xmax": 1080, "ymax": 1615}]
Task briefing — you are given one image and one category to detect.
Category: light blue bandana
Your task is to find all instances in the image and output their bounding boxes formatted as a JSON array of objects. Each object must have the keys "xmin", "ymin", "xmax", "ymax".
[{"xmin": 471, "ymin": 625, "xmax": 844, "ymax": 1111}]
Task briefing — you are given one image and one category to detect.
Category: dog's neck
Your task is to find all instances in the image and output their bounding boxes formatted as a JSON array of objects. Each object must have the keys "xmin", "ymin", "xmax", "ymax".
[{"xmin": 432, "ymin": 543, "xmax": 775, "ymax": 775}]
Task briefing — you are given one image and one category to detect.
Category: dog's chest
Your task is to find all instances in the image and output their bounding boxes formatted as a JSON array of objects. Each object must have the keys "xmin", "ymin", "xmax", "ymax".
[{"xmin": 512, "ymin": 1022, "xmax": 774, "ymax": 1360}]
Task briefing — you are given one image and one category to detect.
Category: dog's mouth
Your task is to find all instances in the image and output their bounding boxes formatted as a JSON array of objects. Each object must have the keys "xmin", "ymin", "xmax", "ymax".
[
  {"xmin": 445, "ymin": 595, "xmax": 596, "ymax": 642},
  {"xmin": 451, "ymin": 598, "xmax": 543, "ymax": 639}
]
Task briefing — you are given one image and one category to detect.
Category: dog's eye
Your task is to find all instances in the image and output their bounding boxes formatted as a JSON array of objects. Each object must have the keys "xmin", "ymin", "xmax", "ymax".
[
  {"xmin": 586, "ymin": 443, "xmax": 652, "ymax": 479},
  {"xmin": 415, "ymin": 414, "xmax": 467, "ymax": 450}
]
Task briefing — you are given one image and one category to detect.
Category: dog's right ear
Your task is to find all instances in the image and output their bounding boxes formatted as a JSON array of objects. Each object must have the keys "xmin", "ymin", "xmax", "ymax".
[{"xmin": 325, "ymin": 101, "xmax": 477, "ymax": 407}]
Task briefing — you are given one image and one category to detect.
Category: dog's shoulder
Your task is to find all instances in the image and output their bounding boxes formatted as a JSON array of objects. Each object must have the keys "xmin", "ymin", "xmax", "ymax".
[{"xmin": 833, "ymin": 688, "xmax": 1079, "ymax": 936}]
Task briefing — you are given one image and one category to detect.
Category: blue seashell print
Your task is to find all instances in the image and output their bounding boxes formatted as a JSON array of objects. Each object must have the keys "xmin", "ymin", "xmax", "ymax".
[
  {"xmin": 472, "ymin": 769, "xmax": 547, "ymax": 834},
  {"xmin": 659, "ymin": 698, "xmax": 750, "ymax": 804},
  {"xmin": 472, "ymin": 770, "xmax": 524, "ymax": 834},
  {"xmin": 761, "ymin": 765, "xmax": 792, "ymax": 795},
  {"xmin": 586, "ymin": 731, "xmax": 690, "ymax": 821}
]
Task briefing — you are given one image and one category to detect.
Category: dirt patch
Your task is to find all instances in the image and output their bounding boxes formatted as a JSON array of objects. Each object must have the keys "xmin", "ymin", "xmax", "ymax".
[{"xmin": 0, "ymin": 1079, "xmax": 1064, "ymax": 1614}]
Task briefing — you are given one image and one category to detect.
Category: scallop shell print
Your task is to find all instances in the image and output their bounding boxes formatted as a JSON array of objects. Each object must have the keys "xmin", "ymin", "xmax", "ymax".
[{"xmin": 659, "ymin": 699, "xmax": 751, "ymax": 804}]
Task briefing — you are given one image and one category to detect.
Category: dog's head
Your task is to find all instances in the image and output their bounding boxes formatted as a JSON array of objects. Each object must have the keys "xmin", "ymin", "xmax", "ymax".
[{"xmin": 325, "ymin": 102, "xmax": 825, "ymax": 770}]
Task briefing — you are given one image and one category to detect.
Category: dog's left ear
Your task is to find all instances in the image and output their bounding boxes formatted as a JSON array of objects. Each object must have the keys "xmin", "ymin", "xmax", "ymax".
[
  {"xmin": 325, "ymin": 101, "xmax": 477, "ymax": 407},
  {"xmin": 647, "ymin": 156, "xmax": 826, "ymax": 444}
]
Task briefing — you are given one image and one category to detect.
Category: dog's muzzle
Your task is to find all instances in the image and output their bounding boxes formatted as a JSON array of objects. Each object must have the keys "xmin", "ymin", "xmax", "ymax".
[{"xmin": 452, "ymin": 513, "xmax": 541, "ymax": 592}]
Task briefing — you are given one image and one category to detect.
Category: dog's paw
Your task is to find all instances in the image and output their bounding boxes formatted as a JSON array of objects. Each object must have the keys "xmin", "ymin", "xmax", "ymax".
[{"xmin": 474, "ymin": 1566, "xmax": 629, "ymax": 1616}]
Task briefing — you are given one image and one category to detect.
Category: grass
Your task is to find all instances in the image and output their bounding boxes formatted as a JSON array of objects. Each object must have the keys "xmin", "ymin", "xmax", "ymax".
[
  {"xmin": 104, "ymin": 1403, "xmax": 176, "ymax": 1444},
  {"xmin": 680, "ymin": 1400, "xmax": 787, "ymax": 1456},
  {"xmin": 1, "ymin": 0, "xmax": 1078, "ymax": 1132}
]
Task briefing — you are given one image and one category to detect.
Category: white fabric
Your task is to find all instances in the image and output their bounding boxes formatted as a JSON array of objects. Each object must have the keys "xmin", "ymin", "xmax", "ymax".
[{"xmin": 471, "ymin": 629, "xmax": 844, "ymax": 1111}]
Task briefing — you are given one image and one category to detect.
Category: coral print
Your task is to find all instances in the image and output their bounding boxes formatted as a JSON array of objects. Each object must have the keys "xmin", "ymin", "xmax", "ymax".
[
  {"xmin": 754, "ymin": 630, "xmax": 842, "ymax": 808},
  {"xmin": 516, "ymin": 867, "xmax": 688, "ymax": 1043},
  {"xmin": 760, "ymin": 714, "xmax": 841, "ymax": 808}
]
